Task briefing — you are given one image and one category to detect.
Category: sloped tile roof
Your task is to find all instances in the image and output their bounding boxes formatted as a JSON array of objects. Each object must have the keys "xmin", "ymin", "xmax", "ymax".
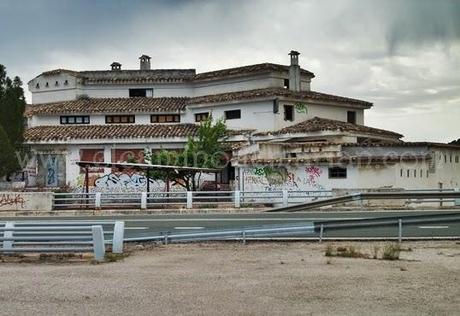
[
  {"xmin": 188, "ymin": 88, "xmax": 372, "ymax": 108},
  {"xmin": 33, "ymin": 63, "xmax": 314, "ymax": 85},
  {"xmin": 24, "ymin": 124, "xmax": 199, "ymax": 142},
  {"xmin": 26, "ymin": 97, "xmax": 189, "ymax": 116},
  {"xmin": 255, "ymin": 117, "xmax": 403, "ymax": 138},
  {"xmin": 194, "ymin": 63, "xmax": 315, "ymax": 81}
]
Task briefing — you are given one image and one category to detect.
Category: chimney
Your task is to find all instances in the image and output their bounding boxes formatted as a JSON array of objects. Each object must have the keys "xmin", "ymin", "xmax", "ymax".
[
  {"xmin": 139, "ymin": 54, "xmax": 151, "ymax": 70},
  {"xmin": 111, "ymin": 62, "xmax": 122, "ymax": 71},
  {"xmin": 288, "ymin": 50, "xmax": 301, "ymax": 91}
]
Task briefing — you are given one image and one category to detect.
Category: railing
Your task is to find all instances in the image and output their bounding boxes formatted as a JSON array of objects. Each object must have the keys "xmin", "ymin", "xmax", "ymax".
[
  {"xmin": 268, "ymin": 189, "xmax": 460, "ymax": 212},
  {"xmin": 53, "ymin": 190, "xmax": 333, "ymax": 210},
  {"xmin": 123, "ymin": 212, "xmax": 460, "ymax": 244},
  {"xmin": 0, "ymin": 221, "xmax": 125, "ymax": 259},
  {"xmin": 124, "ymin": 222, "xmax": 315, "ymax": 243}
]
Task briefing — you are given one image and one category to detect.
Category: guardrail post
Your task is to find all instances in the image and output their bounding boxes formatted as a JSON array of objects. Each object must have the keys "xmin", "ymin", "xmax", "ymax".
[
  {"xmin": 141, "ymin": 192, "xmax": 147, "ymax": 209},
  {"xmin": 319, "ymin": 224, "xmax": 324, "ymax": 243},
  {"xmin": 112, "ymin": 221, "xmax": 125, "ymax": 254},
  {"xmin": 3, "ymin": 221, "xmax": 14, "ymax": 250},
  {"xmin": 242, "ymin": 230, "xmax": 246, "ymax": 245},
  {"xmin": 95, "ymin": 192, "xmax": 102, "ymax": 209},
  {"xmin": 234, "ymin": 190, "xmax": 241, "ymax": 208},
  {"xmin": 455, "ymin": 188, "xmax": 460, "ymax": 206},
  {"xmin": 398, "ymin": 219, "xmax": 403, "ymax": 243},
  {"xmin": 186, "ymin": 191, "xmax": 193, "ymax": 209},
  {"xmin": 92, "ymin": 225, "xmax": 106, "ymax": 262},
  {"xmin": 282, "ymin": 190, "xmax": 289, "ymax": 207}
]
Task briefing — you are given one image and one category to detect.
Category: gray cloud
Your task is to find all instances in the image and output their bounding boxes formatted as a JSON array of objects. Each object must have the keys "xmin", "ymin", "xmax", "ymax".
[{"xmin": 0, "ymin": 0, "xmax": 458, "ymax": 142}]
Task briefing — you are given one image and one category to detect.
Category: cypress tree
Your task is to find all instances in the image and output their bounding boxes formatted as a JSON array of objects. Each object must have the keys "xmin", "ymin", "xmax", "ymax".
[{"xmin": 0, "ymin": 65, "xmax": 26, "ymax": 178}]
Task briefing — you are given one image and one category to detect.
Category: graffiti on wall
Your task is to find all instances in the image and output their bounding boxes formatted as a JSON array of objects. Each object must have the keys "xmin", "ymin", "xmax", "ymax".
[
  {"xmin": 75, "ymin": 171, "xmax": 187, "ymax": 193},
  {"xmin": 243, "ymin": 165, "xmax": 325, "ymax": 191},
  {"xmin": 45, "ymin": 155, "xmax": 58, "ymax": 187},
  {"xmin": 294, "ymin": 102, "xmax": 308, "ymax": 114},
  {"xmin": 0, "ymin": 193, "xmax": 25, "ymax": 208}
]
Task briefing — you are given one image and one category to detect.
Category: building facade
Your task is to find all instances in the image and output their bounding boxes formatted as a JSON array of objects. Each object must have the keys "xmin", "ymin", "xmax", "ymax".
[{"xmin": 23, "ymin": 51, "xmax": 460, "ymax": 192}]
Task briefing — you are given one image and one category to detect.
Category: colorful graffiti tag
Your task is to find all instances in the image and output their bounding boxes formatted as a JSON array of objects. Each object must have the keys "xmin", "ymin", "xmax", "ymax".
[{"xmin": 243, "ymin": 165, "xmax": 325, "ymax": 191}]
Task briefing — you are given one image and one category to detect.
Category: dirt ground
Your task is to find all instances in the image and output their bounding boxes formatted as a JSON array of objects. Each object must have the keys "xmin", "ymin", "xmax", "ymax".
[{"xmin": 0, "ymin": 241, "xmax": 459, "ymax": 316}]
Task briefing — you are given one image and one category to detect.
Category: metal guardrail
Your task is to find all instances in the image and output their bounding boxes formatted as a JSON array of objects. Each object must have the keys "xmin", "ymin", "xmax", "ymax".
[
  {"xmin": 267, "ymin": 190, "xmax": 460, "ymax": 212},
  {"xmin": 122, "ymin": 212, "xmax": 460, "ymax": 244},
  {"xmin": 0, "ymin": 221, "xmax": 125, "ymax": 261},
  {"xmin": 52, "ymin": 190, "xmax": 333, "ymax": 210},
  {"xmin": 314, "ymin": 212, "xmax": 460, "ymax": 242},
  {"xmin": 124, "ymin": 223, "xmax": 315, "ymax": 243}
]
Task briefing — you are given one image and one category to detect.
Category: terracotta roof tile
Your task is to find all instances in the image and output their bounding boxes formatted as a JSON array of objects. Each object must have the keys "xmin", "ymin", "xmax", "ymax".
[
  {"xmin": 27, "ymin": 97, "xmax": 188, "ymax": 116},
  {"xmin": 189, "ymin": 88, "xmax": 372, "ymax": 107},
  {"xmin": 255, "ymin": 117, "xmax": 403, "ymax": 138},
  {"xmin": 194, "ymin": 63, "xmax": 314, "ymax": 81},
  {"xmin": 24, "ymin": 124, "xmax": 199, "ymax": 142}
]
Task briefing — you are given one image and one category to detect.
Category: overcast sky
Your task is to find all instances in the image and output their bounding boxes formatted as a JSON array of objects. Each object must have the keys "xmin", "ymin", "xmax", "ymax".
[{"xmin": 1, "ymin": 0, "xmax": 459, "ymax": 142}]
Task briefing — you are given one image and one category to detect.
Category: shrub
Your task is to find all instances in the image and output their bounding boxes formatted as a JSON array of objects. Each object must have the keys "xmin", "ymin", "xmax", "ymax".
[{"xmin": 382, "ymin": 244, "xmax": 401, "ymax": 260}]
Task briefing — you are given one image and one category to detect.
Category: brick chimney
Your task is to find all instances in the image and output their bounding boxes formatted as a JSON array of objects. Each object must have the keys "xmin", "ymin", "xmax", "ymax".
[
  {"xmin": 139, "ymin": 54, "xmax": 151, "ymax": 70},
  {"xmin": 288, "ymin": 50, "xmax": 301, "ymax": 91},
  {"xmin": 111, "ymin": 62, "xmax": 122, "ymax": 71}
]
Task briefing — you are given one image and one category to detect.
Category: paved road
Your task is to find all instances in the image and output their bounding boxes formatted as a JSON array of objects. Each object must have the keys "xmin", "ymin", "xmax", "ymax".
[{"xmin": 1, "ymin": 210, "xmax": 459, "ymax": 239}]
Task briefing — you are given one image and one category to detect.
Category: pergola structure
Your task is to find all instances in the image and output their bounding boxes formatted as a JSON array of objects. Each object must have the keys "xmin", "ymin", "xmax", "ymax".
[{"xmin": 75, "ymin": 161, "xmax": 223, "ymax": 193}]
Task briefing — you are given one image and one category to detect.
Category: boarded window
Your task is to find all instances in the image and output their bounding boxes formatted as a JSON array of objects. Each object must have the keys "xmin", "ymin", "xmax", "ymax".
[
  {"xmin": 151, "ymin": 114, "xmax": 180, "ymax": 123},
  {"xmin": 79, "ymin": 149, "xmax": 104, "ymax": 173},
  {"xmin": 112, "ymin": 149, "xmax": 145, "ymax": 163},
  {"xmin": 106, "ymin": 115, "xmax": 135, "ymax": 124}
]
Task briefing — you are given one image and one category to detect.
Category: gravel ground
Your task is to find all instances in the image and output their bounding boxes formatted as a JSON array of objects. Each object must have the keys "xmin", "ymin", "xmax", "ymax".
[{"xmin": 0, "ymin": 241, "xmax": 459, "ymax": 316}]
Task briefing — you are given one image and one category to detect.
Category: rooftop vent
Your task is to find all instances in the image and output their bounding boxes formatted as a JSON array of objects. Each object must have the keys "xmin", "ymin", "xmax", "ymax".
[
  {"xmin": 110, "ymin": 62, "xmax": 122, "ymax": 71},
  {"xmin": 139, "ymin": 54, "xmax": 151, "ymax": 70}
]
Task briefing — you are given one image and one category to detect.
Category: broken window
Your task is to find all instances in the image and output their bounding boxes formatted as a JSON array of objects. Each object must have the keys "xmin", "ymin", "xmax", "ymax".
[
  {"xmin": 347, "ymin": 111, "xmax": 356, "ymax": 124},
  {"xmin": 284, "ymin": 105, "xmax": 294, "ymax": 121},
  {"xmin": 328, "ymin": 167, "xmax": 347, "ymax": 179},
  {"xmin": 129, "ymin": 88, "xmax": 153, "ymax": 97},
  {"xmin": 224, "ymin": 109, "xmax": 241, "ymax": 120}
]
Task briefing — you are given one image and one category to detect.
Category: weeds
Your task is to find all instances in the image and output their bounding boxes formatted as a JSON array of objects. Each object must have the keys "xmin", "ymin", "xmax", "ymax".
[
  {"xmin": 382, "ymin": 244, "xmax": 401, "ymax": 261},
  {"xmin": 324, "ymin": 245, "xmax": 369, "ymax": 259}
]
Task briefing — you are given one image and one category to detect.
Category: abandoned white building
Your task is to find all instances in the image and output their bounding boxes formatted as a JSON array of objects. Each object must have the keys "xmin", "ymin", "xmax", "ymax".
[{"xmin": 23, "ymin": 51, "xmax": 460, "ymax": 192}]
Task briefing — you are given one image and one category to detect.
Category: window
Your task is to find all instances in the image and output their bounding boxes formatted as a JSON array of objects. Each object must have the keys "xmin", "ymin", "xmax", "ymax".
[
  {"xmin": 129, "ymin": 88, "xmax": 153, "ymax": 97},
  {"xmin": 420, "ymin": 169, "xmax": 423, "ymax": 178},
  {"xmin": 195, "ymin": 112, "xmax": 209, "ymax": 122},
  {"xmin": 400, "ymin": 169, "xmax": 403, "ymax": 177},
  {"xmin": 347, "ymin": 111, "xmax": 356, "ymax": 124},
  {"xmin": 284, "ymin": 105, "xmax": 294, "ymax": 121},
  {"xmin": 45, "ymin": 82, "xmax": 49, "ymax": 88},
  {"xmin": 328, "ymin": 167, "xmax": 347, "ymax": 179},
  {"xmin": 283, "ymin": 79, "xmax": 290, "ymax": 89},
  {"xmin": 456, "ymin": 156, "xmax": 459, "ymax": 163},
  {"xmin": 414, "ymin": 169, "xmax": 417, "ymax": 177},
  {"xmin": 224, "ymin": 109, "xmax": 241, "ymax": 120},
  {"xmin": 35, "ymin": 83, "xmax": 40, "ymax": 89},
  {"xmin": 407, "ymin": 170, "xmax": 410, "ymax": 177},
  {"xmin": 55, "ymin": 81, "xmax": 59, "ymax": 87},
  {"xmin": 106, "ymin": 115, "xmax": 135, "ymax": 124},
  {"xmin": 60, "ymin": 116, "xmax": 90, "ymax": 125},
  {"xmin": 151, "ymin": 114, "xmax": 180, "ymax": 123},
  {"xmin": 64, "ymin": 80, "xmax": 69, "ymax": 86}
]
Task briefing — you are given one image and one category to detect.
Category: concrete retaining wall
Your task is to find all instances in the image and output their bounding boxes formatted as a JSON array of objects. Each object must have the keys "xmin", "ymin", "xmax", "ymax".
[{"xmin": 0, "ymin": 192, "xmax": 53, "ymax": 212}]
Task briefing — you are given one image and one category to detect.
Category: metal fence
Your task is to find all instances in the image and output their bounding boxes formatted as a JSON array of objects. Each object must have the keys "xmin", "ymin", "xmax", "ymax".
[{"xmin": 53, "ymin": 190, "xmax": 333, "ymax": 210}]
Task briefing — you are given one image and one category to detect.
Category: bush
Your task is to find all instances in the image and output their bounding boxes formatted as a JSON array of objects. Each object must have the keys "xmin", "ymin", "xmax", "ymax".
[{"xmin": 382, "ymin": 244, "xmax": 401, "ymax": 260}]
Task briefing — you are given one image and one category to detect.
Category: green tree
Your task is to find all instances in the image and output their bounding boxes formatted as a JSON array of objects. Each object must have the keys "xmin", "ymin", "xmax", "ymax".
[
  {"xmin": 0, "ymin": 65, "xmax": 26, "ymax": 178},
  {"xmin": 146, "ymin": 117, "xmax": 228, "ymax": 191},
  {"xmin": 0, "ymin": 125, "xmax": 19, "ymax": 178}
]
